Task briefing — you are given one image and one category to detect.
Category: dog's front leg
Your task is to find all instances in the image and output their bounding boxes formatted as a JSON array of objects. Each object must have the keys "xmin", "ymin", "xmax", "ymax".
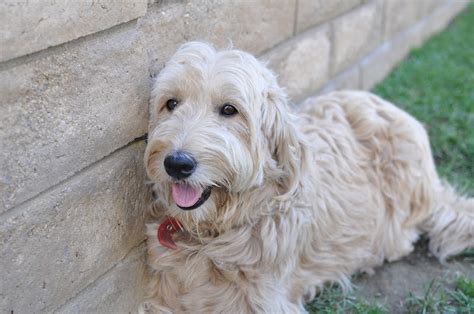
[{"xmin": 211, "ymin": 262, "xmax": 305, "ymax": 313}]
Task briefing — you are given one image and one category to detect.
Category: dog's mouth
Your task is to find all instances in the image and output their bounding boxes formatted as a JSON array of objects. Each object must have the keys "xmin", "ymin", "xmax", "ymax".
[{"xmin": 171, "ymin": 183, "xmax": 212, "ymax": 210}]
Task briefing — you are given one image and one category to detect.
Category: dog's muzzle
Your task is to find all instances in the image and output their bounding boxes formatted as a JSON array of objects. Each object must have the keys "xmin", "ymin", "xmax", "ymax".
[{"xmin": 163, "ymin": 151, "xmax": 212, "ymax": 210}]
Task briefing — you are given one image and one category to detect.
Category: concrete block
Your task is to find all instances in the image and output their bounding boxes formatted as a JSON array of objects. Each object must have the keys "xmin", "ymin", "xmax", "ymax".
[
  {"xmin": 361, "ymin": 24, "xmax": 422, "ymax": 90},
  {"xmin": 0, "ymin": 0, "xmax": 148, "ymax": 62},
  {"xmin": 419, "ymin": 0, "xmax": 446, "ymax": 17},
  {"xmin": 331, "ymin": 2, "xmax": 382, "ymax": 75},
  {"xmin": 0, "ymin": 24, "xmax": 149, "ymax": 212},
  {"xmin": 384, "ymin": 0, "xmax": 423, "ymax": 39},
  {"xmin": 418, "ymin": 0, "xmax": 470, "ymax": 44},
  {"xmin": 262, "ymin": 26, "xmax": 331, "ymax": 102},
  {"xmin": 360, "ymin": 43, "xmax": 396, "ymax": 91},
  {"xmin": 319, "ymin": 65, "xmax": 361, "ymax": 95},
  {"xmin": 0, "ymin": 142, "xmax": 152, "ymax": 313},
  {"xmin": 56, "ymin": 244, "xmax": 148, "ymax": 314},
  {"xmin": 296, "ymin": 0, "xmax": 361, "ymax": 33},
  {"xmin": 137, "ymin": 0, "xmax": 296, "ymax": 76},
  {"xmin": 361, "ymin": 0, "xmax": 468, "ymax": 90}
]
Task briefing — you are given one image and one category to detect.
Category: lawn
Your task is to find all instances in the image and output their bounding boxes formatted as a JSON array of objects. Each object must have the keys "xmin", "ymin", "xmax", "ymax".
[
  {"xmin": 307, "ymin": 275, "xmax": 473, "ymax": 314},
  {"xmin": 307, "ymin": 3, "xmax": 474, "ymax": 313}
]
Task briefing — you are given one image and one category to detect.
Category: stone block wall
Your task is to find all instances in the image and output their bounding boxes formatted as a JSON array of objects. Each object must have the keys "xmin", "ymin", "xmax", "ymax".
[{"xmin": 0, "ymin": 0, "xmax": 469, "ymax": 312}]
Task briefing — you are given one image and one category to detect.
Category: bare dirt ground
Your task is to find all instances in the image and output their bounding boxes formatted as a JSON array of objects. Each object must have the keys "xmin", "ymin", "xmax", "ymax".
[{"xmin": 353, "ymin": 239, "xmax": 474, "ymax": 313}]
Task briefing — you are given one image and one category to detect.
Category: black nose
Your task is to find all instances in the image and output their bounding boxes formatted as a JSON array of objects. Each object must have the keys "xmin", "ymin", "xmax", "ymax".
[{"xmin": 164, "ymin": 151, "xmax": 197, "ymax": 180}]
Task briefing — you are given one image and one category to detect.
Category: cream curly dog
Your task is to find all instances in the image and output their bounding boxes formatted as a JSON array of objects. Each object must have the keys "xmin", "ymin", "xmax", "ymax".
[{"xmin": 142, "ymin": 42, "xmax": 474, "ymax": 313}]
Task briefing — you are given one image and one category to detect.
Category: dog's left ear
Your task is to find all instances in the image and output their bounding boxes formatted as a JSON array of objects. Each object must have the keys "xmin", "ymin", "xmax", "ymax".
[{"xmin": 261, "ymin": 71, "xmax": 303, "ymax": 199}]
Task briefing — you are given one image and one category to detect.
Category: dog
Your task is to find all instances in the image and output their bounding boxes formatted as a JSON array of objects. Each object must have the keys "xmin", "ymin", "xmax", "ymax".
[{"xmin": 142, "ymin": 42, "xmax": 474, "ymax": 313}]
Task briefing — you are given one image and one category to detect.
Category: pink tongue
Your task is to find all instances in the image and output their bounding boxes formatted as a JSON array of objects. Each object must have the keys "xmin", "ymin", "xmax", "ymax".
[{"xmin": 171, "ymin": 183, "xmax": 203, "ymax": 208}]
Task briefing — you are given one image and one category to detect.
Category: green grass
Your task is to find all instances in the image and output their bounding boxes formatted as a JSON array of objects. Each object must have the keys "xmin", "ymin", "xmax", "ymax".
[
  {"xmin": 457, "ymin": 276, "xmax": 474, "ymax": 299},
  {"xmin": 307, "ymin": 4, "xmax": 474, "ymax": 313},
  {"xmin": 373, "ymin": 3, "xmax": 474, "ymax": 196},
  {"xmin": 307, "ymin": 276, "xmax": 474, "ymax": 314},
  {"xmin": 404, "ymin": 276, "xmax": 474, "ymax": 314},
  {"xmin": 306, "ymin": 285, "xmax": 389, "ymax": 314}
]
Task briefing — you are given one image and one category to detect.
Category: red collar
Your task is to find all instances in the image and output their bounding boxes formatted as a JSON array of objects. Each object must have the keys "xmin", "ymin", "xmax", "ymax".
[{"xmin": 157, "ymin": 217, "xmax": 183, "ymax": 249}]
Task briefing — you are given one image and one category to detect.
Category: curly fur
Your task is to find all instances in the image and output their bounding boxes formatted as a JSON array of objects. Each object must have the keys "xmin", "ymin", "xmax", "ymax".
[{"xmin": 141, "ymin": 42, "xmax": 474, "ymax": 313}]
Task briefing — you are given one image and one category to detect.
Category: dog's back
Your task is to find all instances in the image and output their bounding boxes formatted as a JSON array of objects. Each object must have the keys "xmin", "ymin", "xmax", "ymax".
[{"xmin": 299, "ymin": 91, "xmax": 473, "ymax": 267}]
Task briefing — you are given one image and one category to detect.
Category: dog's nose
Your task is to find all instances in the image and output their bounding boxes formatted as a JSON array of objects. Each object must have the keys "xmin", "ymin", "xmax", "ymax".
[{"xmin": 164, "ymin": 151, "xmax": 197, "ymax": 180}]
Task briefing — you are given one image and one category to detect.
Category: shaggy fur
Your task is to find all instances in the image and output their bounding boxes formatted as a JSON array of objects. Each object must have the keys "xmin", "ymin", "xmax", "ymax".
[{"xmin": 142, "ymin": 42, "xmax": 474, "ymax": 313}]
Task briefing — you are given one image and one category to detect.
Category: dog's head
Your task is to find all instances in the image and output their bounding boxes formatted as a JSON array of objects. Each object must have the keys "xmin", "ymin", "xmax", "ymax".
[{"xmin": 145, "ymin": 42, "xmax": 302, "ymax": 229}]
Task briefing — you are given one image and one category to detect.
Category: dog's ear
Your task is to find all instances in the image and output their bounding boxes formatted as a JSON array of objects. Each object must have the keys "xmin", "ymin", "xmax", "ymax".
[{"xmin": 261, "ymin": 72, "xmax": 303, "ymax": 199}]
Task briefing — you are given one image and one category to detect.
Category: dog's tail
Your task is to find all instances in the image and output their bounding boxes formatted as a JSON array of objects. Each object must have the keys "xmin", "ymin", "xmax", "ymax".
[{"xmin": 420, "ymin": 181, "xmax": 474, "ymax": 262}]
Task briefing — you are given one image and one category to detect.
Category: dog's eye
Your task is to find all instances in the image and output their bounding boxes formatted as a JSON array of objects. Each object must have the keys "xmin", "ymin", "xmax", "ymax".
[
  {"xmin": 220, "ymin": 103, "xmax": 238, "ymax": 116},
  {"xmin": 166, "ymin": 98, "xmax": 178, "ymax": 111}
]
